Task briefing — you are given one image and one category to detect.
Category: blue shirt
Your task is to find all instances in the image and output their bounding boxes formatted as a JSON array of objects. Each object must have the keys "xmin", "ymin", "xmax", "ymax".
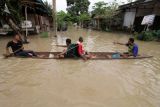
[{"xmin": 132, "ymin": 44, "xmax": 138, "ymax": 57}]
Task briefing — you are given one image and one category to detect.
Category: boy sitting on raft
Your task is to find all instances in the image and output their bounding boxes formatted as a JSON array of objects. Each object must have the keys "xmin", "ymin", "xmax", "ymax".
[
  {"xmin": 5, "ymin": 34, "xmax": 40, "ymax": 58},
  {"xmin": 57, "ymin": 38, "xmax": 93, "ymax": 60},
  {"xmin": 57, "ymin": 39, "xmax": 80, "ymax": 58},
  {"xmin": 114, "ymin": 38, "xmax": 139, "ymax": 57},
  {"xmin": 77, "ymin": 37, "xmax": 92, "ymax": 60}
]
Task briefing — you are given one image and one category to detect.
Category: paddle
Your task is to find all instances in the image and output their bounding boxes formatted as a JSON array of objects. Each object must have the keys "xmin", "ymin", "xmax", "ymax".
[{"xmin": 3, "ymin": 47, "xmax": 23, "ymax": 58}]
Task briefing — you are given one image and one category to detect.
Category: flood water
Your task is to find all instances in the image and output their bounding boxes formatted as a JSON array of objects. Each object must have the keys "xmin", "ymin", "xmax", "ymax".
[{"xmin": 0, "ymin": 27, "xmax": 160, "ymax": 107}]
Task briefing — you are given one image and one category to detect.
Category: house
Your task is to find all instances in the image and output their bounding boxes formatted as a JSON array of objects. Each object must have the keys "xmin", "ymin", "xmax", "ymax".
[
  {"xmin": 91, "ymin": 14, "xmax": 123, "ymax": 31},
  {"xmin": 91, "ymin": 16, "xmax": 103, "ymax": 30},
  {"xmin": 0, "ymin": 0, "xmax": 53, "ymax": 35},
  {"xmin": 20, "ymin": 0, "xmax": 53, "ymax": 33},
  {"xmin": 119, "ymin": 0, "xmax": 160, "ymax": 32}
]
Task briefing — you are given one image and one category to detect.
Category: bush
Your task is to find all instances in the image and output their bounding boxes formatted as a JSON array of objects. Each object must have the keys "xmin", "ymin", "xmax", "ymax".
[
  {"xmin": 136, "ymin": 31, "xmax": 154, "ymax": 41},
  {"xmin": 154, "ymin": 30, "xmax": 160, "ymax": 40},
  {"xmin": 143, "ymin": 31, "xmax": 154, "ymax": 41},
  {"xmin": 136, "ymin": 30, "xmax": 160, "ymax": 41}
]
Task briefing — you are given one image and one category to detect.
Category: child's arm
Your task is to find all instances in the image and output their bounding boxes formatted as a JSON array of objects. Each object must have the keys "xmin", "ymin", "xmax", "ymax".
[
  {"xmin": 113, "ymin": 42, "xmax": 126, "ymax": 45},
  {"xmin": 57, "ymin": 49, "xmax": 67, "ymax": 56}
]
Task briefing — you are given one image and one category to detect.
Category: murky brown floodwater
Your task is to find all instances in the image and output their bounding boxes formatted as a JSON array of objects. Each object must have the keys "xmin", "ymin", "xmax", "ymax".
[{"xmin": 0, "ymin": 27, "xmax": 160, "ymax": 107}]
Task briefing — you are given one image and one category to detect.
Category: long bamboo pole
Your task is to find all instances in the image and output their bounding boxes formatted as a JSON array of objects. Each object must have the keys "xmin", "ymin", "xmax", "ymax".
[{"xmin": 52, "ymin": 0, "xmax": 57, "ymax": 37}]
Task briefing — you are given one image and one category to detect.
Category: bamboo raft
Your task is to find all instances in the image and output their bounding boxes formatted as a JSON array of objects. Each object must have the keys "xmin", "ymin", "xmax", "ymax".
[{"xmin": 10, "ymin": 52, "xmax": 153, "ymax": 60}]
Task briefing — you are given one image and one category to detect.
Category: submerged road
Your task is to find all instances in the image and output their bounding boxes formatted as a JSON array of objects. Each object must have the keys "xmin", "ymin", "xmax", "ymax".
[{"xmin": 0, "ymin": 27, "xmax": 160, "ymax": 107}]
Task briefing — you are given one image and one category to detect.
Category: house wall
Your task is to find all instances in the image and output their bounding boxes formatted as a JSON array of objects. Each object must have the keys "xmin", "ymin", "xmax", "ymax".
[
  {"xmin": 136, "ymin": 8, "xmax": 154, "ymax": 17},
  {"xmin": 134, "ymin": 2, "xmax": 160, "ymax": 31},
  {"xmin": 123, "ymin": 9, "xmax": 136, "ymax": 28},
  {"xmin": 0, "ymin": 20, "xmax": 3, "ymax": 28},
  {"xmin": 42, "ymin": 16, "xmax": 50, "ymax": 31},
  {"xmin": 153, "ymin": 3, "xmax": 160, "ymax": 15},
  {"xmin": 36, "ymin": 16, "xmax": 51, "ymax": 31},
  {"xmin": 121, "ymin": 1, "xmax": 160, "ymax": 31},
  {"xmin": 23, "ymin": 13, "xmax": 52, "ymax": 32},
  {"xmin": 27, "ymin": 14, "xmax": 36, "ymax": 26},
  {"xmin": 42, "ymin": 16, "xmax": 50, "ymax": 26}
]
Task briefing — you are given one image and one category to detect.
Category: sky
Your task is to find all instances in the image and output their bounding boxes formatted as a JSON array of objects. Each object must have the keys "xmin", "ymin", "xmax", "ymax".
[{"xmin": 46, "ymin": 0, "xmax": 128, "ymax": 12}]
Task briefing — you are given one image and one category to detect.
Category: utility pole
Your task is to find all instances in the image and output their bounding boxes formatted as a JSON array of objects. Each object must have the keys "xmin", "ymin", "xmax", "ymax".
[{"xmin": 52, "ymin": 0, "xmax": 57, "ymax": 37}]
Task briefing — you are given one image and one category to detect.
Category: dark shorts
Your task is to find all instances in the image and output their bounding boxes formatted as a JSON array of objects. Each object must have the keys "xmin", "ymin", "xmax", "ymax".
[
  {"xmin": 64, "ymin": 53, "xmax": 79, "ymax": 58},
  {"xmin": 64, "ymin": 54, "xmax": 74, "ymax": 58},
  {"xmin": 15, "ymin": 50, "xmax": 37, "ymax": 57}
]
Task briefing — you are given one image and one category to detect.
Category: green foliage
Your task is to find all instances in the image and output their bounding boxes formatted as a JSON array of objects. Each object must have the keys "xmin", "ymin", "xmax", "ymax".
[
  {"xmin": 6, "ymin": 0, "xmax": 22, "ymax": 24},
  {"xmin": 57, "ymin": 11, "xmax": 72, "ymax": 24},
  {"xmin": 67, "ymin": 0, "xmax": 90, "ymax": 15},
  {"xmin": 136, "ymin": 30, "xmax": 160, "ymax": 41},
  {"xmin": 0, "ymin": 0, "xmax": 5, "ymax": 15},
  {"xmin": 92, "ymin": 1, "xmax": 108, "ymax": 17},
  {"xmin": 141, "ymin": 31, "xmax": 154, "ymax": 41},
  {"xmin": 1, "ymin": 0, "xmax": 52, "ymax": 24},
  {"xmin": 78, "ymin": 13, "xmax": 90, "ymax": 22},
  {"xmin": 66, "ymin": 0, "xmax": 90, "ymax": 23},
  {"xmin": 77, "ymin": 13, "xmax": 91, "ymax": 27},
  {"xmin": 153, "ymin": 30, "xmax": 160, "ymax": 40},
  {"xmin": 40, "ymin": 32, "xmax": 48, "ymax": 38},
  {"xmin": 57, "ymin": 11, "xmax": 73, "ymax": 30},
  {"xmin": 43, "ymin": 0, "xmax": 52, "ymax": 16},
  {"xmin": 92, "ymin": 0, "xmax": 119, "ymax": 18},
  {"xmin": 92, "ymin": 0, "xmax": 121, "ymax": 31}
]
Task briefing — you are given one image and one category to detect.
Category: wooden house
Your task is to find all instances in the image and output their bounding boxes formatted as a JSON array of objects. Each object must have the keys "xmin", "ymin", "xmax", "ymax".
[
  {"xmin": 119, "ymin": 0, "xmax": 160, "ymax": 32},
  {"xmin": 20, "ymin": 0, "xmax": 53, "ymax": 32},
  {"xmin": 0, "ymin": 0, "xmax": 53, "ymax": 35}
]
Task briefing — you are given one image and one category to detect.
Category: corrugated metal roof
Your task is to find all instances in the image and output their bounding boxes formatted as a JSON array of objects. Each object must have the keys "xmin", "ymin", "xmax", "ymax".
[{"xmin": 21, "ymin": 0, "xmax": 52, "ymax": 16}]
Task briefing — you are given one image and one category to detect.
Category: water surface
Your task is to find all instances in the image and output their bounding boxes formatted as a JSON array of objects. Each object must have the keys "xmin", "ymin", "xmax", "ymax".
[{"xmin": 0, "ymin": 27, "xmax": 160, "ymax": 107}]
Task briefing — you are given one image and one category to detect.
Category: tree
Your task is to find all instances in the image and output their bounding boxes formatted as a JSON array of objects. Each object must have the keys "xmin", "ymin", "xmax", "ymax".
[
  {"xmin": 43, "ymin": 0, "xmax": 52, "ymax": 16},
  {"xmin": 0, "ymin": 0, "xmax": 28, "ymax": 42},
  {"xmin": 0, "ymin": 0, "xmax": 21, "ymax": 30},
  {"xmin": 92, "ymin": 1, "xmax": 108, "ymax": 17},
  {"xmin": 57, "ymin": 11, "xmax": 67, "ymax": 24},
  {"xmin": 78, "ymin": 13, "xmax": 90, "ymax": 27},
  {"xmin": 0, "ymin": 0, "xmax": 6, "ymax": 15},
  {"xmin": 6, "ymin": 0, "xmax": 22, "ymax": 24},
  {"xmin": 57, "ymin": 11, "xmax": 73, "ymax": 31},
  {"xmin": 92, "ymin": 0, "xmax": 119, "ymax": 18},
  {"xmin": 66, "ymin": 0, "xmax": 90, "ymax": 23},
  {"xmin": 92, "ymin": 0, "xmax": 121, "ymax": 31}
]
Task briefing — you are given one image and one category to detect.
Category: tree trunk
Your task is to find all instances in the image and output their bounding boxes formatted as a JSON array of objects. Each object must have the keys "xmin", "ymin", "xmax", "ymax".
[
  {"xmin": 3, "ymin": 14, "xmax": 28, "ymax": 43},
  {"xmin": 1, "ymin": 1, "xmax": 28, "ymax": 43}
]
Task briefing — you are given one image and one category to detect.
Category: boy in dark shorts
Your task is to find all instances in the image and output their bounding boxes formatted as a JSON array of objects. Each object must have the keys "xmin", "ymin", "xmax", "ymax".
[
  {"xmin": 5, "ymin": 34, "xmax": 37, "ymax": 57},
  {"xmin": 57, "ymin": 39, "xmax": 79, "ymax": 58}
]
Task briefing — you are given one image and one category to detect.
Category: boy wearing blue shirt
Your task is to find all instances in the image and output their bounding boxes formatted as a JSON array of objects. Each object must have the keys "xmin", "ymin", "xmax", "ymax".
[{"xmin": 114, "ymin": 38, "xmax": 139, "ymax": 57}]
